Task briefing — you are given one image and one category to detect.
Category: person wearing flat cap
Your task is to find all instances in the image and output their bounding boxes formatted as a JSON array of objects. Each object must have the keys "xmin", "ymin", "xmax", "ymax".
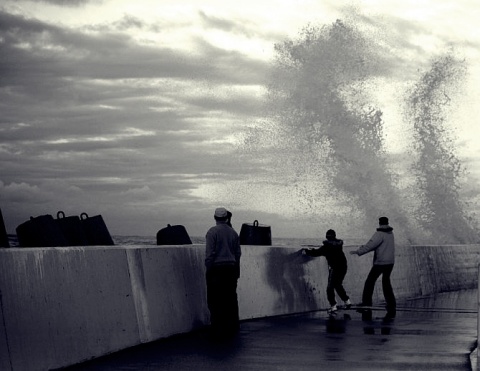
[{"xmin": 205, "ymin": 207, "xmax": 241, "ymax": 339}]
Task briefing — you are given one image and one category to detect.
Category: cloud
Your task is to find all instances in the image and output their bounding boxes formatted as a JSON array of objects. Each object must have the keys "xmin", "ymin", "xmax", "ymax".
[
  {"xmin": 0, "ymin": 10, "xmax": 267, "ymax": 143},
  {"xmin": 0, "ymin": 8, "xmax": 268, "ymax": 124},
  {"xmin": 1, "ymin": 2, "xmax": 480, "ymax": 239},
  {"xmin": 0, "ymin": 9, "xmax": 268, "ymax": 85},
  {"xmin": 0, "ymin": 7, "xmax": 272, "ymax": 234},
  {"xmin": 28, "ymin": 0, "xmax": 102, "ymax": 6},
  {"xmin": 0, "ymin": 181, "xmax": 49, "ymax": 203},
  {"xmin": 198, "ymin": 10, "xmax": 259, "ymax": 38}
]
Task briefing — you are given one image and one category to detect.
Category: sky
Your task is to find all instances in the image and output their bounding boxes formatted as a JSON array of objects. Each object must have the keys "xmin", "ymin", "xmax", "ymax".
[{"xmin": 1, "ymin": 0, "xmax": 479, "ymax": 239}]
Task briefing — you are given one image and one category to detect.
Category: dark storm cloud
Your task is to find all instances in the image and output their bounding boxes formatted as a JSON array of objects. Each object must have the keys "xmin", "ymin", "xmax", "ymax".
[
  {"xmin": 0, "ymin": 8, "xmax": 270, "ymax": 233},
  {"xmin": 0, "ymin": 9, "xmax": 267, "ymax": 137},
  {"xmin": 0, "ymin": 11, "xmax": 268, "ymax": 84},
  {"xmin": 0, "ymin": 9, "xmax": 267, "ymax": 150}
]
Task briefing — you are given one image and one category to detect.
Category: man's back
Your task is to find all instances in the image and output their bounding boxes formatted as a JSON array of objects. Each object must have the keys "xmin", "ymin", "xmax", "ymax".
[
  {"xmin": 372, "ymin": 226, "xmax": 395, "ymax": 265},
  {"xmin": 357, "ymin": 225, "xmax": 395, "ymax": 265},
  {"xmin": 205, "ymin": 222, "xmax": 241, "ymax": 269}
]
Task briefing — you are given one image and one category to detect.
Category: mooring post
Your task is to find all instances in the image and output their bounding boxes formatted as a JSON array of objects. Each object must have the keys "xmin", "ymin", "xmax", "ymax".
[{"xmin": 0, "ymin": 209, "xmax": 9, "ymax": 248}]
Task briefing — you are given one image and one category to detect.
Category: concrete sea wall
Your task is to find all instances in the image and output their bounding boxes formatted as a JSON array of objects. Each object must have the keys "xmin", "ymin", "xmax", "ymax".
[{"xmin": 0, "ymin": 244, "xmax": 479, "ymax": 371}]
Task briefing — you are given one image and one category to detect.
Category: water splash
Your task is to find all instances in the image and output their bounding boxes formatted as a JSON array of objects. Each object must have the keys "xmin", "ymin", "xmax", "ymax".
[
  {"xmin": 404, "ymin": 53, "xmax": 479, "ymax": 243},
  {"xmin": 242, "ymin": 19, "xmax": 414, "ymax": 240},
  {"xmin": 240, "ymin": 18, "xmax": 478, "ymax": 244}
]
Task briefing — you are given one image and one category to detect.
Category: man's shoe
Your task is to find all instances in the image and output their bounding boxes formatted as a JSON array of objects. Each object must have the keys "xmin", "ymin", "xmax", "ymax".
[
  {"xmin": 327, "ymin": 304, "xmax": 338, "ymax": 314},
  {"xmin": 384, "ymin": 310, "xmax": 396, "ymax": 320},
  {"xmin": 344, "ymin": 299, "xmax": 352, "ymax": 309}
]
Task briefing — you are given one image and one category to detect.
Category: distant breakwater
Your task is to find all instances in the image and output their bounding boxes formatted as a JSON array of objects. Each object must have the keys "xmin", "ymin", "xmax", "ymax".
[{"xmin": 1, "ymin": 243, "xmax": 479, "ymax": 371}]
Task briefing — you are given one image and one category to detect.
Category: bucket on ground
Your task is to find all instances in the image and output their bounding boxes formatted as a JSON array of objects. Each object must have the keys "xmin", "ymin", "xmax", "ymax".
[
  {"xmin": 80, "ymin": 213, "xmax": 114, "ymax": 246},
  {"xmin": 56, "ymin": 211, "xmax": 89, "ymax": 246},
  {"xmin": 156, "ymin": 224, "xmax": 192, "ymax": 245},
  {"xmin": 239, "ymin": 220, "xmax": 272, "ymax": 245},
  {"xmin": 16, "ymin": 214, "xmax": 69, "ymax": 247},
  {"xmin": 0, "ymin": 208, "xmax": 9, "ymax": 248}
]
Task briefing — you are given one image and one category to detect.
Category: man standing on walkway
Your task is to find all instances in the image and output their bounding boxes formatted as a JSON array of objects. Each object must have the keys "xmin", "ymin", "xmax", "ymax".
[
  {"xmin": 205, "ymin": 207, "xmax": 241, "ymax": 339},
  {"xmin": 350, "ymin": 216, "xmax": 396, "ymax": 319}
]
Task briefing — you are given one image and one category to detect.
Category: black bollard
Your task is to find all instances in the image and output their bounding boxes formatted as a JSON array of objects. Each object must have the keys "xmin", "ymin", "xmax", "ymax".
[
  {"xmin": 0, "ymin": 208, "xmax": 9, "ymax": 248},
  {"xmin": 156, "ymin": 224, "xmax": 192, "ymax": 245},
  {"xmin": 56, "ymin": 211, "xmax": 89, "ymax": 246},
  {"xmin": 16, "ymin": 214, "xmax": 69, "ymax": 247},
  {"xmin": 80, "ymin": 213, "xmax": 114, "ymax": 246},
  {"xmin": 239, "ymin": 220, "xmax": 272, "ymax": 245}
]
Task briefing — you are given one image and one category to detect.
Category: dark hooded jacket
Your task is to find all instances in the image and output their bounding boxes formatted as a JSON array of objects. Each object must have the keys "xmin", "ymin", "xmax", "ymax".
[{"xmin": 305, "ymin": 238, "xmax": 347, "ymax": 270}]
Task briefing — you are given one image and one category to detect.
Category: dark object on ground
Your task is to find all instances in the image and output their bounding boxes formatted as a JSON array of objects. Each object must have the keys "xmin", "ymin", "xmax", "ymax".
[
  {"xmin": 156, "ymin": 224, "xmax": 192, "ymax": 245},
  {"xmin": 239, "ymin": 220, "xmax": 271, "ymax": 245},
  {"xmin": 16, "ymin": 214, "xmax": 69, "ymax": 247},
  {"xmin": 80, "ymin": 213, "xmax": 114, "ymax": 246},
  {"xmin": 56, "ymin": 211, "xmax": 89, "ymax": 246},
  {"xmin": 0, "ymin": 208, "xmax": 10, "ymax": 248}
]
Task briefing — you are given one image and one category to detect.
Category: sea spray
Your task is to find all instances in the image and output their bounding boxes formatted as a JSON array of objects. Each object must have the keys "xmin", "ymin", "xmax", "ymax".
[
  {"xmin": 242, "ymin": 19, "xmax": 415, "ymax": 241},
  {"xmin": 239, "ymin": 17, "xmax": 478, "ymax": 244},
  {"xmin": 404, "ymin": 53, "xmax": 479, "ymax": 243}
]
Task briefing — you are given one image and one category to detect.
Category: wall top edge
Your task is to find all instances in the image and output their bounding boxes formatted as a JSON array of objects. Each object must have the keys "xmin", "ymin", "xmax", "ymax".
[{"xmin": 1, "ymin": 244, "xmax": 480, "ymax": 254}]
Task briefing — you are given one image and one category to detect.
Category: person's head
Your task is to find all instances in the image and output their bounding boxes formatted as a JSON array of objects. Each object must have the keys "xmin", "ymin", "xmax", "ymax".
[
  {"xmin": 379, "ymin": 216, "xmax": 389, "ymax": 226},
  {"xmin": 226, "ymin": 210, "xmax": 233, "ymax": 226},
  {"xmin": 325, "ymin": 229, "xmax": 336, "ymax": 240},
  {"xmin": 214, "ymin": 207, "xmax": 228, "ymax": 221}
]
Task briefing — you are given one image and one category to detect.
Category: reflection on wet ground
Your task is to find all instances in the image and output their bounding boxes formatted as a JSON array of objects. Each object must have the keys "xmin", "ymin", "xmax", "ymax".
[
  {"xmin": 62, "ymin": 289, "xmax": 478, "ymax": 370},
  {"xmin": 404, "ymin": 288, "xmax": 477, "ymax": 311}
]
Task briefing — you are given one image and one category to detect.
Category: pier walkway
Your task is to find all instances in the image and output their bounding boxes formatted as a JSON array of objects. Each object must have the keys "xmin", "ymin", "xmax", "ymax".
[{"xmin": 63, "ymin": 290, "xmax": 477, "ymax": 371}]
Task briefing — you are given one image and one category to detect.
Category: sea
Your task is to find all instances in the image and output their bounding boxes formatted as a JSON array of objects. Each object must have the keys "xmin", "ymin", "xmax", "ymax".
[
  {"xmin": 114, "ymin": 236, "xmax": 367, "ymax": 247},
  {"xmin": 112, "ymin": 235, "xmax": 324, "ymax": 247},
  {"xmin": 6, "ymin": 234, "xmax": 365, "ymax": 248}
]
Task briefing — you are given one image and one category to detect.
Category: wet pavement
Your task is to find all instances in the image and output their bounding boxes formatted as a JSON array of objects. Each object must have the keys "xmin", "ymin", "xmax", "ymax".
[{"xmin": 62, "ymin": 289, "xmax": 477, "ymax": 371}]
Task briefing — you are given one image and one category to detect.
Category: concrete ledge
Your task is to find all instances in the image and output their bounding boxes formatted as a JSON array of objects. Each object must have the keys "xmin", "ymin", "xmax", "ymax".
[
  {"xmin": 0, "ymin": 244, "xmax": 479, "ymax": 370},
  {"xmin": 0, "ymin": 247, "xmax": 138, "ymax": 371},
  {"xmin": 477, "ymin": 264, "xmax": 480, "ymax": 369}
]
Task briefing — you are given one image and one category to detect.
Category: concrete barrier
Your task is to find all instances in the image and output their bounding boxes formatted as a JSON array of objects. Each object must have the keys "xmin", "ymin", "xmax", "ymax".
[
  {"xmin": 0, "ymin": 244, "xmax": 479, "ymax": 371},
  {"xmin": 0, "ymin": 247, "xmax": 138, "ymax": 371},
  {"xmin": 477, "ymin": 264, "xmax": 480, "ymax": 368}
]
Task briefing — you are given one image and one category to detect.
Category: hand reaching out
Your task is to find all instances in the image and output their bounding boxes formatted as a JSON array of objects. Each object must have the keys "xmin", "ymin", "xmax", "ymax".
[{"xmin": 302, "ymin": 248, "xmax": 313, "ymax": 256}]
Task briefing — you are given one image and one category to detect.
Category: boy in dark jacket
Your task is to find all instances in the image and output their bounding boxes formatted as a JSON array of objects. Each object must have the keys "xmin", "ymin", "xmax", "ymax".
[{"xmin": 303, "ymin": 229, "xmax": 351, "ymax": 313}]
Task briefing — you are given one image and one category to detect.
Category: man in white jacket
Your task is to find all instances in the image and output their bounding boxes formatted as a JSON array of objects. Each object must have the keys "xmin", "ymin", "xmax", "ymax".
[{"xmin": 350, "ymin": 216, "xmax": 396, "ymax": 319}]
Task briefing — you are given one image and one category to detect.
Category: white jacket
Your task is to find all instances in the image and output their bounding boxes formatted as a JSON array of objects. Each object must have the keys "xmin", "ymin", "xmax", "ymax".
[{"xmin": 356, "ymin": 225, "xmax": 395, "ymax": 265}]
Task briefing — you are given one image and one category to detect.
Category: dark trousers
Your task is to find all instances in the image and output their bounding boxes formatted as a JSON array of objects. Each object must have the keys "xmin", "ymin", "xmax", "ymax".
[
  {"xmin": 206, "ymin": 265, "xmax": 239, "ymax": 338},
  {"xmin": 362, "ymin": 264, "xmax": 396, "ymax": 316},
  {"xmin": 327, "ymin": 267, "xmax": 349, "ymax": 306}
]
